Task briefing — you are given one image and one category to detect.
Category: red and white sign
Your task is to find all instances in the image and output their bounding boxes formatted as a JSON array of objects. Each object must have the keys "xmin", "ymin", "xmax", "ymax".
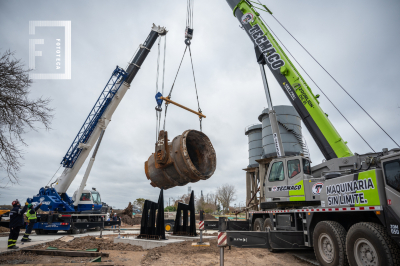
[
  {"xmin": 388, "ymin": 199, "xmax": 392, "ymax": 205},
  {"xmin": 199, "ymin": 221, "xmax": 204, "ymax": 230},
  {"xmin": 218, "ymin": 232, "xmax": 227, "ymax": 246}
]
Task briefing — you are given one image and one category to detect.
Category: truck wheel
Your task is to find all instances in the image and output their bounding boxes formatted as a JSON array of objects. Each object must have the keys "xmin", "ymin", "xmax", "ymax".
[
  {"xmin": 81, "ymin": 219, "xmax": 88, "ymax": 234},
  {"xmin": 93, "ymin": 218, "xmax": 101, "ymax": 231},
  {"xmin": 263, "ymin": 218, "xmax": 279, "ymax": 253},
  {"xmin": 313, "ymin": 221, "xmax": 348, "ymax": 266},
  {"xmin": 263, "ymin": 218, "xmax": 273, "ymax": 231},
  {"xmin": 71, "ymin": 219, "xmax": 81, "ymax": 234},
  {"xmin": 346, "ymin": 222, "xmax": 400, "ymax": 266},
  {"xmin": 253, "ymin": 218, "xmax": 265, "ymax": 231},
  {"xmin": 35, "ymin": 229, "xmax": 42, "ymax": 235}
]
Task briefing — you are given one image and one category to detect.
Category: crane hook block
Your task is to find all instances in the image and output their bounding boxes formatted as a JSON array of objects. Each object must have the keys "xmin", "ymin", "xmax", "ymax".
[
  {"xmin": 155, "ymin": 92, "xmax": 163, "ymax": 107},
  {"xmin": 185, "ymin": 27, "xmax": 193, "ymax": 46}
]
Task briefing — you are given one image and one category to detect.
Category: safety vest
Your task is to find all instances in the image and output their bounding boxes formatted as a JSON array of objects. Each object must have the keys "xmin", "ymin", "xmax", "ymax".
[{"xmin": 26, "ymin": 210, "xmax": 37, "ymax": 220}]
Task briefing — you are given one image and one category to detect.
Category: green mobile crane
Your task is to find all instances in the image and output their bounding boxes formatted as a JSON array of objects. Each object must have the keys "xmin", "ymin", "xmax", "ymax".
[{"xmin": 217, "ymin": 1, "xmax": 400, "ymax": 266}]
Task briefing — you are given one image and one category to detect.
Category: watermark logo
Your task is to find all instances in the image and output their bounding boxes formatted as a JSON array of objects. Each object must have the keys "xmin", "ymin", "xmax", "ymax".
[{"xmin": 29, "ymin": 21, "xmax": 71, "ymax": 79}]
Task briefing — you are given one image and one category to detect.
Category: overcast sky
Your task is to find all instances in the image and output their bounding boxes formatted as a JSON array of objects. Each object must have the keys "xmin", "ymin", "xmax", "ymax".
[{"xmin": 0, "ymin": 0, "xmax": 399, "ymax": 209}]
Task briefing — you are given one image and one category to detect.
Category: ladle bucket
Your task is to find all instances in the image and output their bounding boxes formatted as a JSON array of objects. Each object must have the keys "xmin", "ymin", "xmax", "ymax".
[{"xmin": 144, "ymin": 130, "xmax": 216, "ymax": 189}]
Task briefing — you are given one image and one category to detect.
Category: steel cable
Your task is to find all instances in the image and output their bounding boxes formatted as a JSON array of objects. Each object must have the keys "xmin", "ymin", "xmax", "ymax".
[
  {"xmin": 188, "ymin": 46, "xmax": 203, "ymax": 131},
  {"xmin": 256, "ymin": 0, "xmax": 398, "ymax": 148},
  {"xmin": 46, "ymin": 164, "xmax": 62, "ymax": 187},
  {"xmin": 163, "ymin": 46, "xmax": 188, "ymax": 131},
  {"xmin": 270, "ymin": 13, "xmax": 398, "ymax": 148},
  {"xmin": 258, "ymin": 15, "xmax": 376, "ymax": 152}
]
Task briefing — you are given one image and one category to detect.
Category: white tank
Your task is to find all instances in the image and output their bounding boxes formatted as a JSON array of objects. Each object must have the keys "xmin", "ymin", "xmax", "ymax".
[
  {"xmin": 245, "ymin": 124, "xmax": 263, "ymax": 168},
  {"xmin": 258, "ymin": 105, "xmax": 303, "ymax": 159}
]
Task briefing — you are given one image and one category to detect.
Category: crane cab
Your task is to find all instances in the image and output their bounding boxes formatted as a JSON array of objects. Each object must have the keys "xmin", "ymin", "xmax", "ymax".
[
  {"xmin": 264, "ymin": 155, "xmax": 314, "ymax": 205},
  {"xmin": 72, "ymin": 190, "xmax": 103, "ymax": 212}
]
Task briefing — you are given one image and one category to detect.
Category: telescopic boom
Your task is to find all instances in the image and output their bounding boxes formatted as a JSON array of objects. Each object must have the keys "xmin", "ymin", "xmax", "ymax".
[{"xmin": 225, "ymin": 0, "xmax": 353, "ymax": 160}]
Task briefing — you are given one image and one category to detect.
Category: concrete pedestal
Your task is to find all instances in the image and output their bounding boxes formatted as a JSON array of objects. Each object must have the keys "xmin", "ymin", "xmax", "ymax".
[
  {"xmin": 166, "ymin": 235, "xmax": 217, "ymax": 241},
  {"xmin": 114, "ymin": 237, "xmax": 184, "ymax": 250}
]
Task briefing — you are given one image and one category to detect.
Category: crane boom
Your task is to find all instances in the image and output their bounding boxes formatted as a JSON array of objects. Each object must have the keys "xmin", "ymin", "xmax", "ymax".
[
  {"xmin": 54, "ymin": 24, "xmax": 167, "ymax": 193},
  {"xmin": 226, "ymin": 0, "xmax": 353, "ymax": 160}
]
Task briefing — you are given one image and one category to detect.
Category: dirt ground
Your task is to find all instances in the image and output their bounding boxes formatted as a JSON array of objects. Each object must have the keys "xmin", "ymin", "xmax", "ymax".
[
  {"xmin": 120, "ymin": 215, "xmax": 141, "ymax": 226},
  {"xmin": 0, "ymin": 228, "xmax": 25, "ymax": 237},
  {"xmin": 0, "ymin": 235, "xmax": 311, "ymax": 265},
  {"xmin": 0, "ymin": 227, "xmax": 9, "ymax": 233}
]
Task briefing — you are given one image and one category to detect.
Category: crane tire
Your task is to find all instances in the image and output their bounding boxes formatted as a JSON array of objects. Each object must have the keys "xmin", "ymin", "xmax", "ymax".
[
  {"xmin": 81, "ymin": 219, "xmax": 88, "ymax": 234},
  {"xmin": 253, "ymin": 218, "xmax": 265, "ymax": 232},
  {"xmin": 346, "ymin": 222, "xmax": 400, "ymax": 266},
  {"xmin": 263, "ymin": 218, "xmax": 278, "ymax": 252},
  {"xmin": 313, "ymin": 221, "xmax": 348, "ymax": 266},
  {"xmin": 71, "ymin": 219, "xmax": 81, "ymax": 234},
  {"xmin": 263, "ymin": 218, "xmax": 273, "ymax": 231}
]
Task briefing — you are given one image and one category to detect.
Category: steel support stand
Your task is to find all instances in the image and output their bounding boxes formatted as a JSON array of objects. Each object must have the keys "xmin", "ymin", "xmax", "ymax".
[
  {"xmin": 118, "ymin": 221, "xmax": 121, "ymax": 239},
  {"xmin": 192, "ymin": 229, "xmax": 210, "ymax": 246},
  {"xmin": 220, "ymin": 247, "xmax": 224, "ymax": 266},
  {"xmin": 100, "ymin": 217, "xmax": 104, "ymax": 238}
]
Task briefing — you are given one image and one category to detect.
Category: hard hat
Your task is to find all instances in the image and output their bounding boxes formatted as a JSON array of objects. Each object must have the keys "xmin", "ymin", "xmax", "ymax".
[
  {"xmin": 28, "ymin": 204, "xmax": 33, "ymax": 209},
  {"xmin": 11, "ymin": 200, "xmax": 20, "ymax": 206}
]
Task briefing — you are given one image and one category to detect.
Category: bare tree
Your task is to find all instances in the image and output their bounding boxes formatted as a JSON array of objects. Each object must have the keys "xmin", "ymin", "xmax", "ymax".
[
  {"xmin": 216, "ymin": 184, "xmax": 237, "ymax": 213},
  {"xmin": 203, "ymin": 203, "xmax": 217, "ymax": 214},
  {"xmin": 0, "ymin": 50, "xmax": 53, "ymax": 185},
  {"xmin": 173, "ymin": 193, "xmax": 197, "ymax": 208}
]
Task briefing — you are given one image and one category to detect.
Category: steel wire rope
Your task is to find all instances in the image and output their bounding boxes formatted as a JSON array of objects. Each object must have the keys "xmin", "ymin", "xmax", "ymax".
[
  {"xmin": 256, "ymin": 0, "xmax": 399, "ymax": 149},
  {"xmin": 257, "ymin": 14, "xmax": 376, "ymax": 152},
  {"xmin": 188, "ymin": 46, "xmax": 202, "ymax": 131},
  {"xmin": 46, "ymin": 164, "xmax": 62, "ymax": 187},
  {"xmin": 186, "ymin": 0, "xmax": 194, "ymax": 29},
  {"xmin": 192, "ymin": 0, "xmax": 194, "ymax": 29},
  {"xmin": 163, "ymin": 46, "xmax": 188, "ymax": 131},
  {"xmin": 155, "ymin": 36, "xmax": 167, "ymax": 141},
  {"xmin": 158, "ymin": 35, "xmax": 167, "ymax": 137},
  {"xmin": 155, "ymin": 37, "xmax": 162, "ymax": 141}
]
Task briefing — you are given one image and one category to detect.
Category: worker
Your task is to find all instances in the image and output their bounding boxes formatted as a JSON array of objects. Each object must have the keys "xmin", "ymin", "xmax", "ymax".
[
  {"xmin": 289, "ymin": 161, "xmax": 301, "ymax": 178},
  {"xmin": 21, "ymin": 202, "xmax": 43, "ymax": 242},
  {"xmin": 112, "ymin": 213, "xmax": 118, "ymax": 228},
  {"xmin": 8, "ymin": 200, "xmax": 28, "ymax": 249}
]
